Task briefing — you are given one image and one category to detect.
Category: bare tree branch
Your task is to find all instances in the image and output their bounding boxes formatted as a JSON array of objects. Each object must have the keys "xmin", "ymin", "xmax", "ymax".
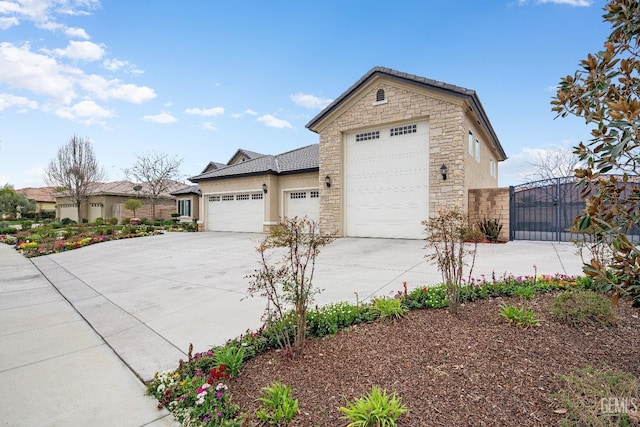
[
  {"xmin": 43, "ymin": 135, "xmax": 106, "ymax": 222},
  {"xmin": 522, "ymin": 146, "xmax": 581, "ymax": 182},
  {"xmin": 124, "ymin": 151, "xmax": 183, "ymax": 223}
]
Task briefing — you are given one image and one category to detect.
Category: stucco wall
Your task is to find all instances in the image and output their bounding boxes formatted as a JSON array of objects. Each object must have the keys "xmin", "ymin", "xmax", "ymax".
[
  {"xmin": 314, "ymin": 77, "xmax": 470, "ymax": 235},
  {"xmin": 468, "ymin": 187, "xmax": 510, "ymax": 242}
]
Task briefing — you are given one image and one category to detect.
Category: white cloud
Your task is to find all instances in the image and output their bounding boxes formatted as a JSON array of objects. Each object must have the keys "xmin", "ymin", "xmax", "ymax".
[
  {"xmin": 245, "ymin": 109, "xmax": 258, "ymax": 115},
  {"xmin": 64, "ymin": 26, "xmax": 89, "ymax": 39},
  {"xmin": 202, "ymin": 122, "xmax": 217, "ymax": 131},
  {"xmin": 79, "ymin": 74, "xmax": 156, "ymax": 103},
  {"xmin": 185, "ymin": 106, "xmax": 224, "ymax": 117},
  {"xmin": 53, "ymin": 40, "xmax": 104, "ymax": 61},
  {"xmin": 0, "ymin": 42, "xmax": 77, "ymax": 104},
  {"xmin": 0, "ymin": 0, "xmax": 100, "ymax": 27},
  {"xmin": 257, "ymin": 114, "xmax": 292, "ymax": 129},
  {"xmin": 0, "ymin": 93, "xmax": 38, "ymax": 111},
  {"xmin": 143, "ymin": 112, "xmax": 177, "ymax": 124},
  {"xmin": 0, "ymin": 16, "xmax": 18, "ymax": 29},
  {"xmin": 290, "ymin": 92, "xmax": 332, "ymax": 109},
  {"xmin": 103, "ymin": 58, "xmax": 143, "ymax": 74},
  {"xmin": 55, "ymin": 99, "xmax": 114, "ymax": 124}
]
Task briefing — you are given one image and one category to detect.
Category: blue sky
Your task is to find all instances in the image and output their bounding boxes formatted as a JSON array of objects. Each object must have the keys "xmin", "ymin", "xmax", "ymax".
[{"xmin": 0, "ymin": 0, "xmax": 609, "ymax": 189}]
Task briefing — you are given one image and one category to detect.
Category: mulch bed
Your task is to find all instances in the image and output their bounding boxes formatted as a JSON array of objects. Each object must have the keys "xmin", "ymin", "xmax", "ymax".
[{"xmin": 230, "ymin": 293, "xmax": 640, "ymax": 426}]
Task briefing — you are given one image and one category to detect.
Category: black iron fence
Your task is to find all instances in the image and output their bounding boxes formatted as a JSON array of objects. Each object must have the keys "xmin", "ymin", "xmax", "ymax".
[{"xmin": 509, "ymin": 176, "xmax": 640, "ymax": 242}]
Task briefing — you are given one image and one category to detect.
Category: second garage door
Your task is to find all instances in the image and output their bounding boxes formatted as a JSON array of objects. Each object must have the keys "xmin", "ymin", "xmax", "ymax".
[
  {"xmin": 207, "ymin": 193, "xmax": 264, "ymax": 232},
  {"xmin": 345, "ymin": 121, "xmax": 429, "ymax": 239},
  {"xmin": 284, "ymin": 190, "xmax": 319, "ymax": 223}
]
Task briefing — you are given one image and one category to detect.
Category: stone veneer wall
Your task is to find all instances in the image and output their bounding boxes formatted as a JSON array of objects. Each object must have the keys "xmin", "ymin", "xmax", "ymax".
[
  {"xmin": 317, "ymin": 79, "xmax": 468, "ymax": 236},
  {"xmin": 468, "ymin": 187, "xmax": 510, "ymax": 242}
]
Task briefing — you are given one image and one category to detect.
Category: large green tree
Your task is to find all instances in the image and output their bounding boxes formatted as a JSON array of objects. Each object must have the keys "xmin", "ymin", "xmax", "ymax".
[
  {"xmin": 552, "ymin": 0, "xmax": 640, "ymax": 307},
  {"xmin": 44, "ymin": 135, "xmax": 106, "ymax": 223},
  {"xmin": 0, "ymin": 184, "xmax": 35, "ymax": 218}
]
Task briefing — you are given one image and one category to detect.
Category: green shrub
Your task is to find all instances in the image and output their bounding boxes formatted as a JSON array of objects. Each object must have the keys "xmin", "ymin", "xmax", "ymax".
[
  {"xmin": 21, "ymin": 220, "xmax": 33, "ymax": 230},
  {"xmin": 555, "ymin": 366, "xmax": 639, "ymax": 427},
  {"xmin": 476, "ymin": 216, "xmax": 503, "ymax": 242},
  {"xmin": 513, "ymin": 286, "xmax": 536, "ymax": 300},
  {"xmin": 307, "ymin": 302, "xmax": 375, "ymax": 338},
  {"xmin": 339, "ymin": 386, "xmax": 409, "ymax": 427},
  {"xmin": 49, "ymin": 222, "xmax": 63, "ymax": 229},
  {"xmin": 214, "ymin": 344, "xmax": 245, "ymax": 377},
  {"xmin": 61, "ymin": 218, "xmax": 76, "ymax": 225},
  {"xmin": 550, "ymin": 290, "xmax": 618, "ymax": 327},
  {"xmin": 108, "ymin": 217, "xmax": 118, "ymax": 225},
  {"xmin": 499, "ymin": 304, "xmax": 540, "ymax": 328},
  {"xmin": 94, "ymin": 217, "xmax": 103, "ymax": 225},
  {"xmin": 121, "ymin": 217, "xmax": 130, "ymax": 225},
  {"xmin": 372, "ymin": 298, "xmax": 408, "ymax": 320},
  {"xmin": 403, "ymin": 285, "xmax": 448, "ymax": 309},
  {"xmin": 255, "ymin": 381, "xmax": 299, "ymax": 426},
  {"xmin": 0, "ymin": 227, "xmax": 17, "ymax": 235}
]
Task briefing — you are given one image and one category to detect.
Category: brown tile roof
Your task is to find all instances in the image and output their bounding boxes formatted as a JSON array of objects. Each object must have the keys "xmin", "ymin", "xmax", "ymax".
[
  {"xmin": 53, "ymin": 180, "xmax": 190, "ymax": 198},
  {"xmin": 16, "ymin": 187, "xmax": 57, "ymax": 203}
]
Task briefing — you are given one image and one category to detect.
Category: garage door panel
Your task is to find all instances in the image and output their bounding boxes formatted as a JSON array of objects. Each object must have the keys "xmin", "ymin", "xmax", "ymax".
[
  {"xmin": 207, "ymin": 193, "xmax": 263, "ymax": 232},
  {"xmin": 284, "ymin": 190, "xmax": 319, "ymax": 223},
  {"xmin": 346, "ymin": 120, "xmax": 429, "ymax": 239}
]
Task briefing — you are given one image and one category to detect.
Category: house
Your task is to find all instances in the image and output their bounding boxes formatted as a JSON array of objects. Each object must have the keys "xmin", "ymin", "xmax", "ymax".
[
  {"xmin": 54, "ymin": 180, "xmax": 189, "ymax": 223},
  {"xmin": 16, "ymin": 187, "xmax": 57, "ymax": 213},
  {"xmin": 170, "ymin": 184, "xmax": 201, "ymax": 223},
  {"xmin": 191, "ymin": 67, "xmax": 508, "ymax": 239}
]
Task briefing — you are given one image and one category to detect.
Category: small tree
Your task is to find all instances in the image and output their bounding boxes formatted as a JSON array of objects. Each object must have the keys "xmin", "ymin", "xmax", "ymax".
[
  {"xmin": 522, "ymin": 146, "xmax": 581, "ymax": 182},
  {"xmin": 0, "ymin": 184, "xmax": 35, "ymax": 218},
  {"xmin": 44, "ymin": 135, "xmax": 106, "ymax": 222},
  {"xmin": 247, "ymin": 217, "xmax": 335, "ymax": 358},
  {"xmin": 125, "ymin": 151, "xmax": 183, "ymax": 224},
  {"xmin": 423, "ymin": 208, "xmax": 481, "ymax": 314},
  {"xmin": 123, "ymin": 198, "xmax": 143, "ymax": 218},
  {"xmin": 552, "ymin": 0, "xmax": 640, "ymax": 307}
]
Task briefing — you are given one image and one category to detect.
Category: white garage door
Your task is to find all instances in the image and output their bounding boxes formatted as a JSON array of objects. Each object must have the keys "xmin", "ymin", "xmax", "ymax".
[
  {"xmin": 59, "ymin": 204, "xmax": 78, "ymax": 222},
  {"xmin": 345, "ymin": 121, "xmax": 429, "ymax": 239},
  {"xmin": 207, "ymin": 193, "xmax": 264, "ymax": 232},
  {"xmin": 284, "ymin": 190, "xmax": 319, "ymax": 223}
]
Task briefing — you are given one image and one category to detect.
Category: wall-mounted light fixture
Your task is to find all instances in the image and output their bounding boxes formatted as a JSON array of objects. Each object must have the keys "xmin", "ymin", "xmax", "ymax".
[
  {"xmin": 262, "ymin": 183, "xmax": 268, "ymax": 194},
  {"xmin": 440, "ymin": 164, "xmax": 448, "ymax": 181},
  {"xmin": 325, "ymin": 175, "xmax": 331, "ymax": 188}
]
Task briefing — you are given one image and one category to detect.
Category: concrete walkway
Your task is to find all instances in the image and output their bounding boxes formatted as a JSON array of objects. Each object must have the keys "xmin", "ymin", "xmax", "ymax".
[
  {"xmin": 0, "ymin": 232, "xmax": 586, "ymax": 425},
  {"xmin": 0, "ymin": 244, "xmax": 176, "ymax": 427}
]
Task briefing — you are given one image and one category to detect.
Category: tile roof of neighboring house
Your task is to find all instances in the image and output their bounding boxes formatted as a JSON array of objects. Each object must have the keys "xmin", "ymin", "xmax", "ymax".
[
  {"xmin": 306, "ymin": 66, "xmax": 507, "ymax": 160},
  {"xmin": 171, "ymin": 184, "xmax": 200, "ymax": 196},
  {"xmin": 190, "ymin": 144, "xmax": 319, "ymax": 182},
  {"xmin": 230, "ymin": 149, "xmax": 265, "ymax": 162},
  {"xmin": 53, "ymin": 180, "xmax": 190, "ymax": 198},
  {"xmin": 16, "ymin": 187, "xmax": 57, "ymax": 203},
  {"xmin": 200, "ymin": 162, "xmax": 228, "ymax": 174}
]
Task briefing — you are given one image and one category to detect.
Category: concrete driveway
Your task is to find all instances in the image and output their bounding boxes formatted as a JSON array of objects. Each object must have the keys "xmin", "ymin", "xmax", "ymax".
[{"xmin": 30, "ymin": 232, "xmax": 585, "ymax": 382}]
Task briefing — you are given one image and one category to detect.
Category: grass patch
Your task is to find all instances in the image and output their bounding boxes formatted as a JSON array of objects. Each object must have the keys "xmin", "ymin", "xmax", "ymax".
[{"xmin": 550, "ymin": 290, "xmax": 618, "ymax": 327}]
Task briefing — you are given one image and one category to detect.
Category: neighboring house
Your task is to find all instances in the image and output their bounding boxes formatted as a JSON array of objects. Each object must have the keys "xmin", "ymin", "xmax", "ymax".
[
  {"xmin": 16, "ymin": 187, "xmax": 57, "ymax": 213},
  {"xmin": 190, "ymin": 145, "xmax": 319, "ymax": 232},
  {"xmin": 190, "ymin": 67, "xmax": 508, "ymax": 239},
  {"xmin": 170, "ymin": 184, "xmax": 201, "ymax": 223},
  {"xmin": 53, "ymin": 180, "xmax": 189, "ymax": 223}
]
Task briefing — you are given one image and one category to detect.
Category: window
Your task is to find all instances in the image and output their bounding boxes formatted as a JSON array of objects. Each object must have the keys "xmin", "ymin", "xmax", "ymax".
[
  {"xmin": 390, "ymin": 124, "xmax": 417, "ymax": 136},
  {"xmin": 356, "ymin": 131, "xmax": 379, "ymax": 142},
  {"xmin": 475, "ymin": 139, "xmax": 480, "ymax": 162},
  {"xmin": 209, "ymin": 196, "xmax": 220, "ymax": 202},
  {"xmin": 222, "ymin": 195, "xmax": 234, "ymax": 201},
  {"xmin": 310, "ymin": 190, "xmax": 319, "ymax": 198},
  {"xmin": 236, "ymin": 194, "xmax": 250, "ymax": 200},
  {"xmin": 376, "ymin": 89, "xmax": 385, "ymax": 102},
  {"xmin": 468, "ymin": 131, "xmax": 474, "ymax": 155},
  {"xmin": 251, "ymin": 193, "xmax": 263, "ymax": 200},
  {"xmin": 290, "ymin": 192, "xmax": 307, "ymax": 199},
  {"xmin": 178, "ymin": 199, "xmax": 191, "ymax": 216}
]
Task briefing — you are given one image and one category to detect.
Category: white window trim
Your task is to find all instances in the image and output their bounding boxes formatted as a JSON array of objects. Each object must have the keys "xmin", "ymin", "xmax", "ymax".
[
  {"xmin": 475, "ymin": 139, "xmax": 481, "ymax": 162},
  {"xmin": 468, "ymin": 131, "xmax": 474, "ymax": 156}
]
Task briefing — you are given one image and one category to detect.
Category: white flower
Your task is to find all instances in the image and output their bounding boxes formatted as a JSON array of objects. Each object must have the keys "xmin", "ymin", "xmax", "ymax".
[{"xmin": 157, "ymin": 384, "xmax": 166, "ymax": 393}]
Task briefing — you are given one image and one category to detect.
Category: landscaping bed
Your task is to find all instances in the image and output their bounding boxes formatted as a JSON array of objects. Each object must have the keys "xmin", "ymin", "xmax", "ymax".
[
  {"xmin": 230, "ymin": 293, "xmax": 640, "ymax": 426},
  {"xmin": 148, "ymin": 276, "xmax": 640, "ymax": 426}
]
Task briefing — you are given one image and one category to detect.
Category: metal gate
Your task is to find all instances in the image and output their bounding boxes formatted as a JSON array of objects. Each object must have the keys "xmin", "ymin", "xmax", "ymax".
[{"xmin": 510, "ymin": 176, "xmax": 640, "ymax": 242}]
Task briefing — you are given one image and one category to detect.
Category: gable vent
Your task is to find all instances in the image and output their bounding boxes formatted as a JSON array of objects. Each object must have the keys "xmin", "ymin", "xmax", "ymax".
[{"xmin": 376, "ymin": 89, "xmax": 385, "ymax": 102}]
